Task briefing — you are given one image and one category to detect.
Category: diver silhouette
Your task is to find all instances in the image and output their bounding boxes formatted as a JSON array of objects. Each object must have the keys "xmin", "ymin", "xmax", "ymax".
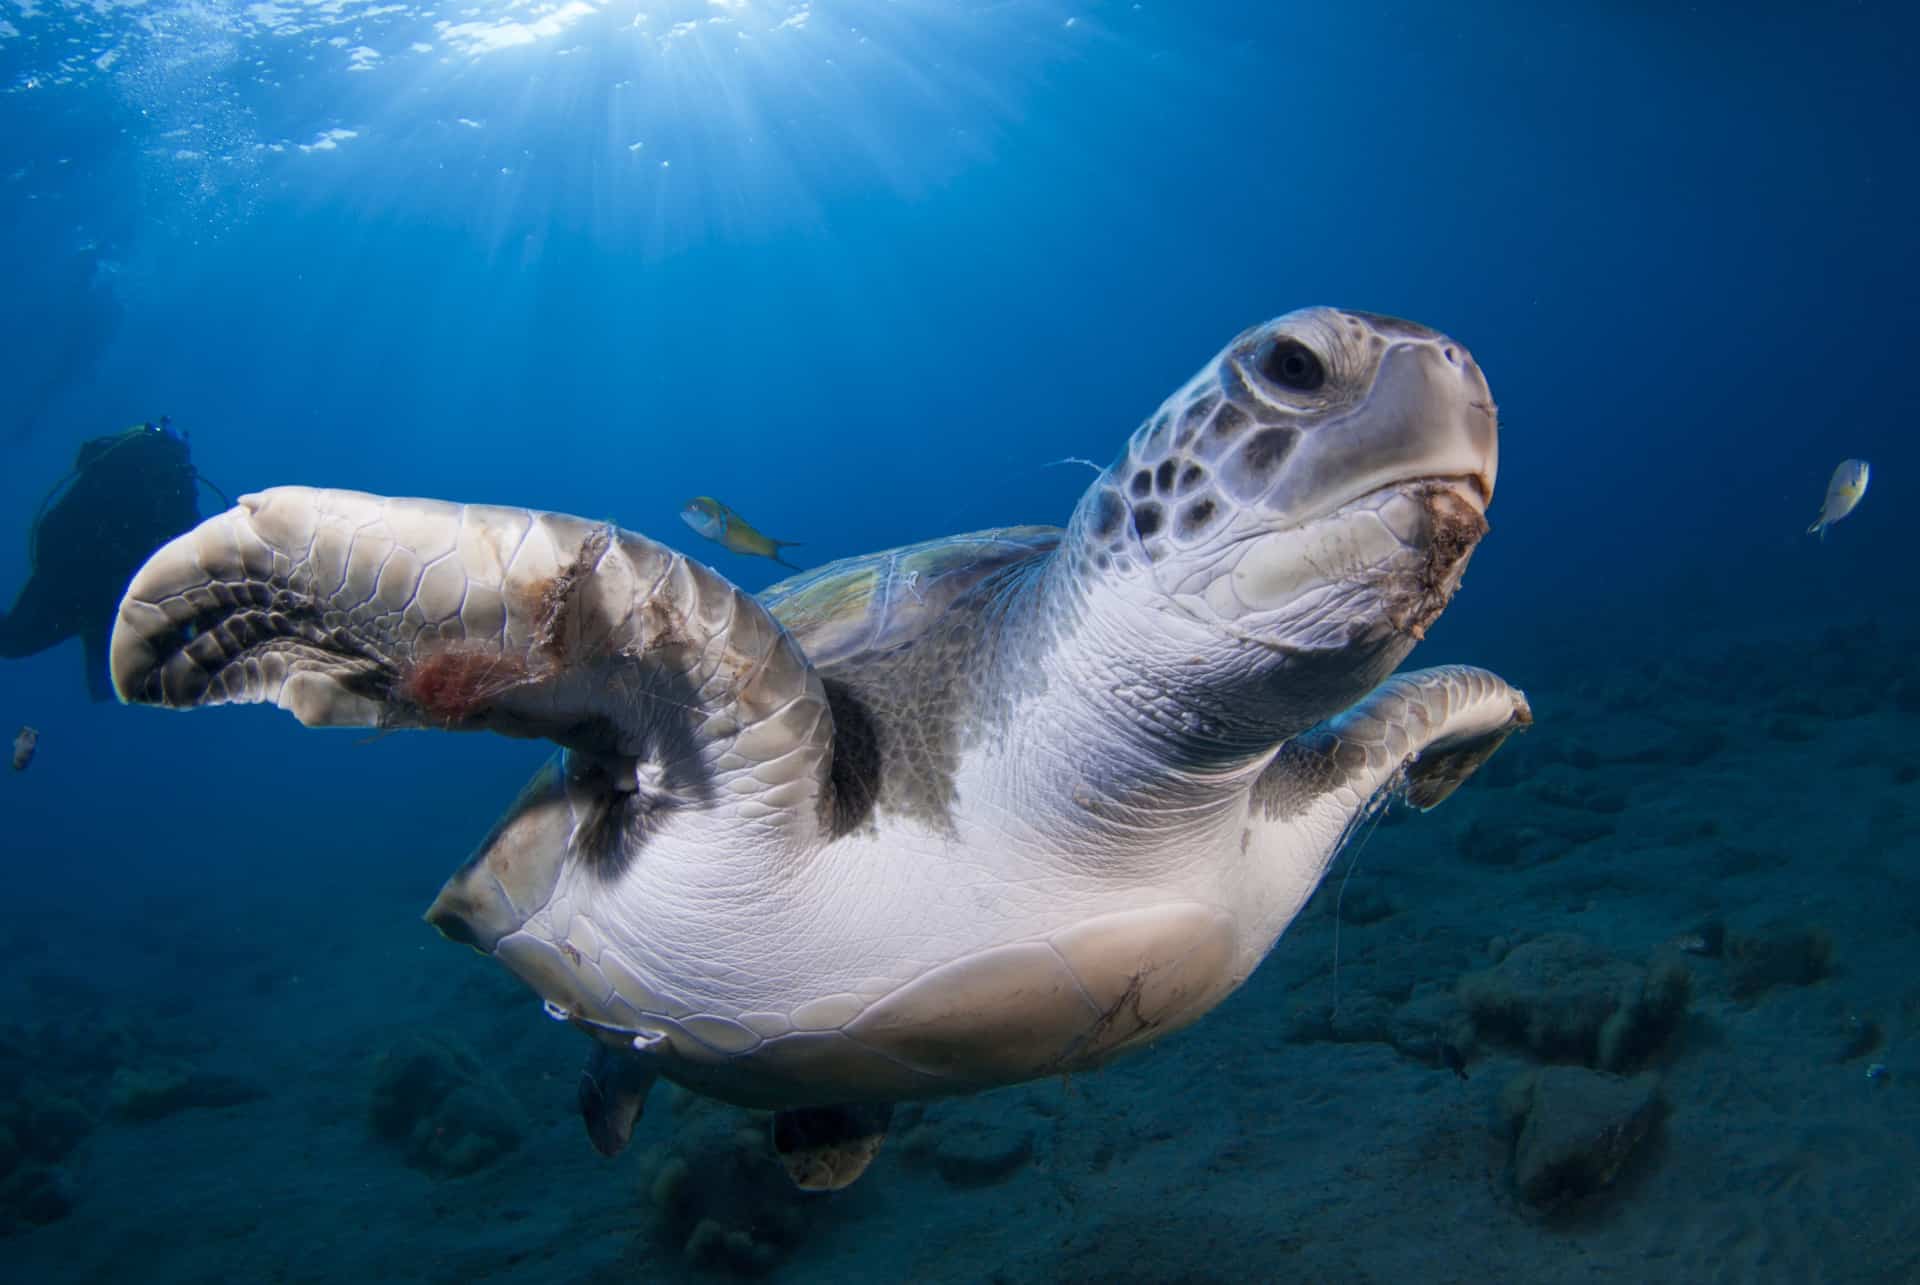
[{"xmin": 0, "ymin": 419, "xmax": 227, "ymax": 701}]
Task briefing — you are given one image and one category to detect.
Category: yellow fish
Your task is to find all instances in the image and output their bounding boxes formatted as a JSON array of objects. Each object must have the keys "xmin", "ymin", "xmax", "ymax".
[
  {"xmin": 1807, "ymin": 458, "xmax": 1869, "ymax": 540},
  {"xmin": 679, "ymin": 496, "xmax": 804, "ymax": 570}
]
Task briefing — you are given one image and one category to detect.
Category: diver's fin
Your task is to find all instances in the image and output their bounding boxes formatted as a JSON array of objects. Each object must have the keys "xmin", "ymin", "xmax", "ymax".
[
  {"xmin": 577, "ymin": 1042, "xmax": 657, "ymax": 1159},
  {"xmin": 770, "ymin": 1102, "xmax": 893, "ymax": 1191},
  {"xmin": 82, "ymin": 627, "xmax": 114, "ymax": 703}
]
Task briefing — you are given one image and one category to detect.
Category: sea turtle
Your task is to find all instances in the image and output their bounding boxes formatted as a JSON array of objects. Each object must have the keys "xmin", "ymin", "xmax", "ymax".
[{"xmin": 109, "ymin": 307, "xmax": 1529, "ymax": 1190}]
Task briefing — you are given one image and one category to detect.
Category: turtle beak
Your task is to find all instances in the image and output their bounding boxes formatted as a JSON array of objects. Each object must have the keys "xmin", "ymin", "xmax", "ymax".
[
  {"xmin": 1398, "ymin": 373, "xmax": 1495, "ymax": 524},
  {"xmin": 1248, "ymin": 336, "xmax": 1499, "ymax": 532},
  {"xmin": 1395, "ymin": 340, "xmax": 1497, "ymax": 518},
  {"xmin": 1457, "ymin": 392, "xmax": 1497, "ymax": 511},
  {"xmin": 1418, "ymin": 352, "xmax": 1496, "ymax": 515},
  {"xmin": 1441, "ymin": 466, "xmax": 1493, "ymax": 516}
]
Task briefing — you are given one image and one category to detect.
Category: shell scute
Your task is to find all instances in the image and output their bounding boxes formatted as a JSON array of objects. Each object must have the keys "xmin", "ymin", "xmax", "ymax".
[{"xmin": 761, "ymin": 526, "xmax": 1060, "ymax": 669}]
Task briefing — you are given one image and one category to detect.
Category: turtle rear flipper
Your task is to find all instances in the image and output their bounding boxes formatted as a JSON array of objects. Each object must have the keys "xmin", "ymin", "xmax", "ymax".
[
  {"xmin": 577, "ymin": 1042, "xmax": 658, "ymax": 1158},
  {"xmin": 110, "ymin": 486, "xmax": 835, "ymax": 850},
  {"xmin": 771, "ymin": 1102, "xmax": 893, "ymax": 1191}
]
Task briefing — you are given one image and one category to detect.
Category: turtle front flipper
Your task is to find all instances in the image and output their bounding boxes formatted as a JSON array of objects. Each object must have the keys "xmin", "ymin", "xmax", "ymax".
[
  {"xmin": 109, "ymin": 486, "xmax": 834, "ymax": 849},
  {"xmin": 1252, "ymin": 665, "xmax": 1531, "ymax": 876}
]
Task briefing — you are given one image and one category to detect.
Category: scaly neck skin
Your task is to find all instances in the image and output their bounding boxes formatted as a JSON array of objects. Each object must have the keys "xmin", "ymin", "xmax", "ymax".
[
  {"xmin": 974, "ymin": 573, "xmax": 1270, "ymax": 864},
  {"xmin": 984, "ymin": 499, "xmax": 1416, "ymax": 859}
]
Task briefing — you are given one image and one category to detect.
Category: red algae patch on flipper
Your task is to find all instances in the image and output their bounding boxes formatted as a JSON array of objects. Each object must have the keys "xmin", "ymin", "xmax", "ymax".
[{"xmin": 399, "ymin": 645, "xmax": 536, "ymax": 725}]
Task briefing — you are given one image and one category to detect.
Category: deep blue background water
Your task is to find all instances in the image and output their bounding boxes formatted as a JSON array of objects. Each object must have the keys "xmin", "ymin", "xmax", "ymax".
[{"xmin": 1, "ymin": 0, "xmax": 1915, "ymax": 1274}]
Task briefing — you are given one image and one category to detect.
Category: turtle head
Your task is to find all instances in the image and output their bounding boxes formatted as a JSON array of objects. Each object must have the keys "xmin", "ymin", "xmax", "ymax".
[{"xmin": 1063, "ymin": 307, "xmax": 1497, "ymax": 746}]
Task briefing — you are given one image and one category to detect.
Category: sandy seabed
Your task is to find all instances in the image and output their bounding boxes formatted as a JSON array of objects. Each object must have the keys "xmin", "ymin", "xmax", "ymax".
[{"xmin": 6, "ymin": 613, "xmax": 1918, "ymax": 1285}]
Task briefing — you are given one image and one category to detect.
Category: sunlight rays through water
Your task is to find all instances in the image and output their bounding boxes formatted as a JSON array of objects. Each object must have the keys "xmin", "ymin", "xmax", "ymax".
[{"xmin": 4, "ymin": 0, "xmax": 1124, "ymax": 251}]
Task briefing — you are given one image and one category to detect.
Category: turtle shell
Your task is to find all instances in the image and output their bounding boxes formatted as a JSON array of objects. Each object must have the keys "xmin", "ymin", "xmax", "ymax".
[{"xmin": 759, "ymin": 526, "xmax": 1061, "ymax": 669}]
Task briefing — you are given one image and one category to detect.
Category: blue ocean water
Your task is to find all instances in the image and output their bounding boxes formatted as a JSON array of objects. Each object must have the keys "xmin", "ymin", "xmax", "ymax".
[{"xmin": 2, "ymin": 2, "xmax": 1916, "ymax": 1280}]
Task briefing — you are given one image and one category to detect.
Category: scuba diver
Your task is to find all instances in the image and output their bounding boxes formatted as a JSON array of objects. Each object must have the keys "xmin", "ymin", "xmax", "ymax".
[{"xmin": 0, "ymin": 419, "xmax": 228, "ymax": 702}]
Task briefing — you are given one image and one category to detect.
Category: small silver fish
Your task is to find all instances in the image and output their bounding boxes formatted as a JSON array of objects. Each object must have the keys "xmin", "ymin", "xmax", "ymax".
[
  {"xmin": 12, "ymin": 726, "xmax": 37, "ymax": 772},
  {"xmin": 1807, "ymin": 458, "xmax": 1869, "ymax": 539}
]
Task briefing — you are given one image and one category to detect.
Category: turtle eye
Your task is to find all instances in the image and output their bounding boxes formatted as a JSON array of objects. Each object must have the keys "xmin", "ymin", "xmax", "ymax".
[{"xmin": 1259, "ymin": 339, "xmax": 1325, "ymax": 392}]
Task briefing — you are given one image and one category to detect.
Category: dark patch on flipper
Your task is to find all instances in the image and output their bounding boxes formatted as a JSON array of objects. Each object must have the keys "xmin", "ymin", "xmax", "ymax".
[
  {"xmin": 770, "ymin": 1102, "xmax": 893, "ymax": 1191},
  {"xmin": 83, "ymin": 627, "xmax": 114, "ymax": 703},
  {"xmin": 1251, "ymin": 666, "xmax": 1532, "ymax": 824},
  {"xmin": 577, "ymin": 1042, "xmax": 657, "ymax": 1158},
  {"xmin": 1403, "ymin": 709, "xmax": 1532, "ymax": 810}
]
